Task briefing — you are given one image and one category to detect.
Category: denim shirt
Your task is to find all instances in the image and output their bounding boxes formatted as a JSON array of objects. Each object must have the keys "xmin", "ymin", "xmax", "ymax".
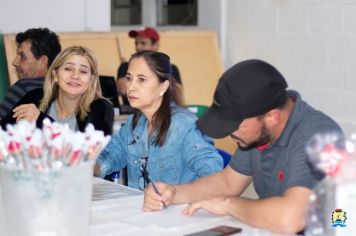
[{"xmin": 97, "ymin": 105, "xmax": 223, "ymax": 190}]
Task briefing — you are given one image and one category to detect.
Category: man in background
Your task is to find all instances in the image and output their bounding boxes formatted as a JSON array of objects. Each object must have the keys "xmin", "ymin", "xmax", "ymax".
[{"xmin": 0, "ymin": 27, "xmax": 61, "ymax": 120}]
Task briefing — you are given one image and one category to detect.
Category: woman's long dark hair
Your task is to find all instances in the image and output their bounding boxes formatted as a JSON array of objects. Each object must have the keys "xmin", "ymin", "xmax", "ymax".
[{"xmin": 129, "ymin": 50, "xmax": 182, "ymax": 146}]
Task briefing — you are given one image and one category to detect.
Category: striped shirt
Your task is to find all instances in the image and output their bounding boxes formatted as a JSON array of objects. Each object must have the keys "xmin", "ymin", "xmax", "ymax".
[{"xmin": 0, "ymin": 77, "xmax": 44, "ymax": 120}]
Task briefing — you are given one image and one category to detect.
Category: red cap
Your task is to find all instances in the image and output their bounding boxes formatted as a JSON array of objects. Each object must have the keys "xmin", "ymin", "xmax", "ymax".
[{"xmin": 128, "ymin": 27, "xmax": 160, "ymax": 42}]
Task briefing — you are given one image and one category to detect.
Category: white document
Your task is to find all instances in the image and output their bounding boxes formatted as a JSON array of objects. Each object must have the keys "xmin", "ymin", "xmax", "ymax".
[
  {"xmin": 92, "ymin": 193, "xmax": 228, "ymax": 230},
  {"xmin": 92, "ymin": 177, "xmax": 142, "ymax": 201}
]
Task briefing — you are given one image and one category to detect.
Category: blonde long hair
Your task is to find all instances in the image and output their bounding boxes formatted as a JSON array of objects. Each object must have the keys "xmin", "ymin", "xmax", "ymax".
[{"xmin": 39, "ymin": 46, "xmax": 102, "ymax": 120}]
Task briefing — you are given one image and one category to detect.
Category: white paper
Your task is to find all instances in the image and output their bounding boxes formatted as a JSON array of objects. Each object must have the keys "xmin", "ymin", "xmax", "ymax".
[
  {"xmin": 92, "ymin": 195, "xmax": 228, "ymax": 230},
  {"xmin": 92, "ymin": 178, "xmax": 142, "ymax": 201}
]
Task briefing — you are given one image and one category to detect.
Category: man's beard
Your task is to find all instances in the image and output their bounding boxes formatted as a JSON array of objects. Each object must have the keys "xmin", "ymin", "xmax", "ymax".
[{"xmin": 234, "ymin": 124, "xmax": 272, "ymax": 151}]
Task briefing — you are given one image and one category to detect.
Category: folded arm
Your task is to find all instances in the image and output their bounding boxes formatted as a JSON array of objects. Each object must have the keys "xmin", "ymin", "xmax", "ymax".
[{"xmin": 184, "ymin": 186, "xmax": 311, "ymax": 234}]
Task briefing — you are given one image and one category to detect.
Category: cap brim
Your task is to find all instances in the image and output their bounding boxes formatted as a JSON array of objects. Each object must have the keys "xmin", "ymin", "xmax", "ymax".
[
  {"xmin": 196, "ymin": 105, "xmax": 242, "ymax": 139},
  {"xmin": 128, "ymin": 30, "xmax": 138, "ymax": 38}
]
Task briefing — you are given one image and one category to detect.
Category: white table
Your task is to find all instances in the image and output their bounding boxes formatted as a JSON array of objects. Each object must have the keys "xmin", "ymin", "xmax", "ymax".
[
  {"xmin": 90, "ymin": 178, "xmax": 286, "ymax": 236},
  {"xmin": 0, "ymin": 177, "xmax": 286, "ymax": 236}
]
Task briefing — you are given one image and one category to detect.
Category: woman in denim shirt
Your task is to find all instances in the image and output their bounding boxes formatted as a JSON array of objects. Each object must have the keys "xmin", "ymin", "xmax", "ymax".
[{"xmin": 94, "ymin": 50, "xmax": 223, "ymax": 190}]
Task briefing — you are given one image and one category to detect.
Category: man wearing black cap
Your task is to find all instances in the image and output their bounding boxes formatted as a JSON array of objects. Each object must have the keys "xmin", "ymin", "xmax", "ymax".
[
  {"xmin": 116, "ymin": 27, "xmax": 182, "ymax": 115},
  {"xmin": 142, "ymin": 59, "xmax": 343, "ymax": 234}
]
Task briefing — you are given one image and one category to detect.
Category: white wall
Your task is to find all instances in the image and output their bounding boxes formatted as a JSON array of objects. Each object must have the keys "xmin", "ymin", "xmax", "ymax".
[
  {"xmin": 224, "ymin": 0, "xmax": 356, "ymax": 136},
  {"xmin": 0, "ymin": 0, "xmax": 110, "ymax": 33},
  {"xmin": 198, "ymin": 0, "xmax": 226, "ymax": 64}
]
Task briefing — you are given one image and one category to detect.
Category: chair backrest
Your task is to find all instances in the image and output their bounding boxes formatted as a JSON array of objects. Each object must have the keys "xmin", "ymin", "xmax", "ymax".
[
  {"xmin": 109, "ymin": 171, "xmax": 120, "ymax": 184},
  {"xmin": 186, "ymin": 104, "xmax": 209, "ymax": 118},
  {"xmin": 99, "ymin": 75, "xmax": 119, "ymax": 108},
  {"xmin": 0, "ymin": 34, "xmax": 9, "ymax": 100},
  {"xmin": 217, "ymin": 148, "xmax": 232, "ymax": 168}
]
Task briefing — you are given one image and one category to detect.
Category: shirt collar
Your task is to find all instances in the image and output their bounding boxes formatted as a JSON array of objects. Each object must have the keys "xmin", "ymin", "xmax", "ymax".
[
  {"xmin": 269, "ymin": 90, "xmax": 306, "ymax": 148},
  {"xmin": 131, "ymin": 114, "xmax": 148, "ymax": 141}
]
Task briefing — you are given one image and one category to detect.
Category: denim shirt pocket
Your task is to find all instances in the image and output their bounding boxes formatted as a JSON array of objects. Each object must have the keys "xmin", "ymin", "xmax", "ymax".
[{"xmin": 149, "ymin": 156, "xmax": 180, "ymax": 184}]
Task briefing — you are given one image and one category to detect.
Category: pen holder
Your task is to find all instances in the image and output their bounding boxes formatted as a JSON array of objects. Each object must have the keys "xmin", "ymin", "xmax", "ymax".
[
  {"xmin": 0, "ymin": 161, "xmax": 94, "ymax": 236},
  {"xmin": 0, "ymin": 183, "xmax": 7, "ymax": 236}
]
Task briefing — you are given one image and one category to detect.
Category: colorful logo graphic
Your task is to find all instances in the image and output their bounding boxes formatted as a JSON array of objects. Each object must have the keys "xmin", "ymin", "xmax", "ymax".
[{"xmin": 331, "ymin": 208, "xmax": 347, "ymax": 228}]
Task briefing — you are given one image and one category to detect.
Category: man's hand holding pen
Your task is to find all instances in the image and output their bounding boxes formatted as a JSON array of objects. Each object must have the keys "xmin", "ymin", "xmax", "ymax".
[{"xmin": 143, "ymin": 182, "xmax": 176, "ymax": 211}]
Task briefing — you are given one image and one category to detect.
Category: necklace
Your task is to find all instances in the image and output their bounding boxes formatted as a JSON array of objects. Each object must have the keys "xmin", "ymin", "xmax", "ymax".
[{"xmin": 56, "ymin": 100, "xmax": 75, "ymax": 120}]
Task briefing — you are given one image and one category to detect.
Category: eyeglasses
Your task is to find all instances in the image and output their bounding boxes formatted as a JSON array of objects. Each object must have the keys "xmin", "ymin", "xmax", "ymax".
[{"xmin": 138, "ymin": 156, "xmax": 150, "ymax": 191}]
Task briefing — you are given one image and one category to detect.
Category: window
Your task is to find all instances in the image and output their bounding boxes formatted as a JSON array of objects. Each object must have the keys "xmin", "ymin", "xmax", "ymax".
[
  {"xmin": 111, "ymin": 0, "xmax": 198, "ymax": 26},
  {"xmin": 111, "ymin": 0, "xmax": 142, "ymax": 25},
  {"xmin": 157, "ymin": 0, "xmax": 198, "ymax": 26}
]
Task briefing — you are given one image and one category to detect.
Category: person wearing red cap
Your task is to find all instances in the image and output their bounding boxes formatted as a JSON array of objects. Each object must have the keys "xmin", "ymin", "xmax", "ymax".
[
  {"xmin": 128, "ymin": 27, "xmax": 160, "ymax": 52},
  {"xmin": 142, "ymin": 59, "xmax": 343, "ymax": 234},
  {"xmin": 116, "ymin": 27, "xmax": 183, "ymax": 115}
]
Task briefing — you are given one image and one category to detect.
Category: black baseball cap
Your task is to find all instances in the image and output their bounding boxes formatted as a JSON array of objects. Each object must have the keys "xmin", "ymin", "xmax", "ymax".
[{"xmin": 197, "ymin": 59, "xmax": 288, "ymax": 138}]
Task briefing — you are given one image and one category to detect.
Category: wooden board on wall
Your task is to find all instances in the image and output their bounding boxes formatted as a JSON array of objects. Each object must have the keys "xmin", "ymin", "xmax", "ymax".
[
  {"xmin": 215, "ymin": 137, "xmax": 237, "ymax": 155},
  {"xmin": 3, "ymin": 34, "xmax": 17, "ymax": 85},
  {"xmin": 160, "ymin": 31, "xmax": 223, "ymax": 106},
  {"xmin": 59, "ymin": 33, "xmax": 122, "ymax": 78},
  {"xmin": 116, "ymin": 32, "xmax": 135, "ymax": 62}
]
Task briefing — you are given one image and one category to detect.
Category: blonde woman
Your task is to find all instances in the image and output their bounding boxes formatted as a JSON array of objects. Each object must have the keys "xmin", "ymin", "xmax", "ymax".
[{"xmin": 0, "ymin": 46, "xmax": 114, "ymax": 135}]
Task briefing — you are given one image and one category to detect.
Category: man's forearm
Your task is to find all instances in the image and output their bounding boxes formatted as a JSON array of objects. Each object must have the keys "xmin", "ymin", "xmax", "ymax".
[
  {"xmin": 224, "ymin": 187, "xmax": 311, "ymax": 234},
  {"xmin": 172, "ymin": 172, "xmax": 230, "ymax": 204},
  {"xmin": 173, "ymin": 168, "xmax": 251, "ymax": 204}
]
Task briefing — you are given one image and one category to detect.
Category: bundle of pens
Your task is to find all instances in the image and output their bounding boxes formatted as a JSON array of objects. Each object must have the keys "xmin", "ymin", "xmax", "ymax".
[
  {"xmin": 305, "ymin": 133, "xmax": 356, "ymax": 236},
  {"xmin": 0, "ymin": 119, "xmax": 110, "ymax": 171},
  {"xmin": 0, "ymin": 119, "xmax": 111, "ymax": 236}
]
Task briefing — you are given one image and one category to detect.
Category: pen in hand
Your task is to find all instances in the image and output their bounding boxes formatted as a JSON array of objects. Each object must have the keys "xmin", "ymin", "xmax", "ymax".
[
  {"xmin": 141, "ymin": 162, "xmax": 167, "ymax": 209},
  {"xmin": 150, "ymin": 181, "xmax": 168, "ymax": 209}
]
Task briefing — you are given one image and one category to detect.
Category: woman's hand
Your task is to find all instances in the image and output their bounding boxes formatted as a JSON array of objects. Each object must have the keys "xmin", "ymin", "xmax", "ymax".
[
  {"xmin": 143, "ymin": 182, "xmax": 176, "ymax": 211},
  {"xmin": 93, "ymin": 164, "xmax": 101, "ymax": 177},
  {"xmin": 12, "ymin": 104, "xmax": 40, "ymax": 122}
]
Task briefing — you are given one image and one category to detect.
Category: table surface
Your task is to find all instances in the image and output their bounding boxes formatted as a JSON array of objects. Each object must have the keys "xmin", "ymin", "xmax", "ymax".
[
  {"xmin": 0, "ymin": 177, "xmax": 289, "ymax": 236},
  {"xmin": 90, "ymin": 178, "xmax": 289, "ymax": 236}
]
